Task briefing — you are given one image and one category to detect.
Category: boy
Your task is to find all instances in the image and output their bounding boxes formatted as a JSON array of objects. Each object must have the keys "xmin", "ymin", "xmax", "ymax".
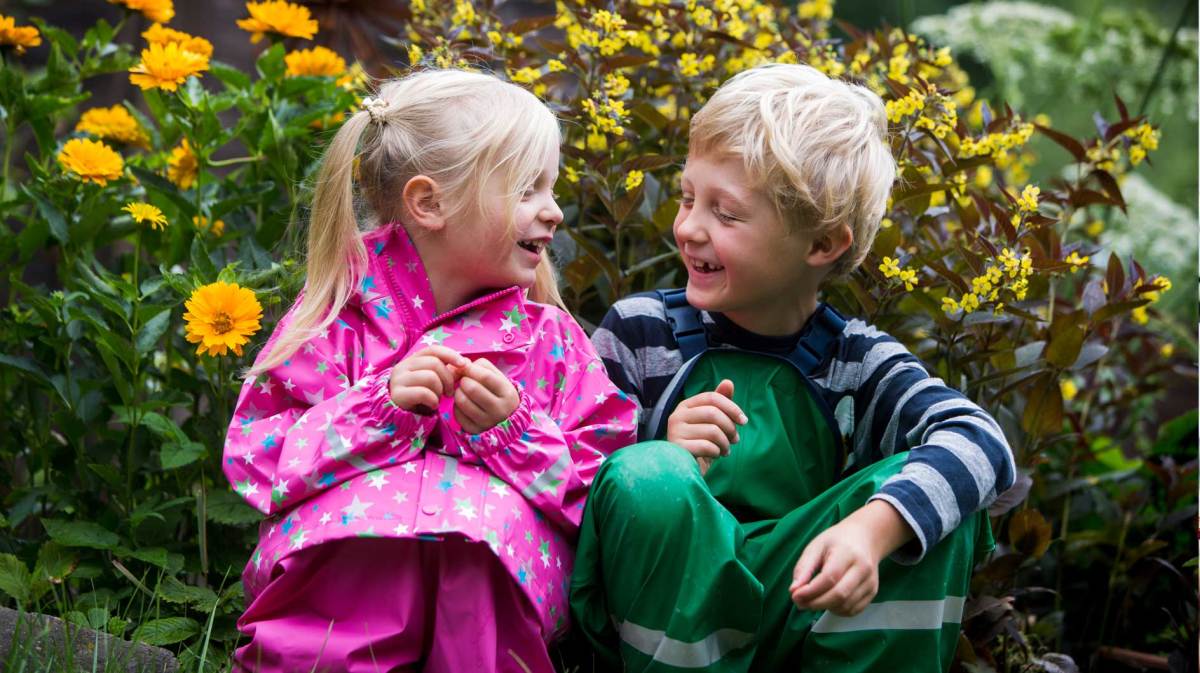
[{"xmin": 569, "ymin": 63, "xmax": 1015, "ymax": 672}]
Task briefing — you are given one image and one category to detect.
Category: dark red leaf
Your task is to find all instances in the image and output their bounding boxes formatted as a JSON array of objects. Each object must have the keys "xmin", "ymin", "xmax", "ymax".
[
  {"xmin": 1106, "ymin": 251, "xmax": 1125, "ymax": 298},
  {"xmin": 1035, "ymin": 124, "xmax": 1087, "ymax": 162}
]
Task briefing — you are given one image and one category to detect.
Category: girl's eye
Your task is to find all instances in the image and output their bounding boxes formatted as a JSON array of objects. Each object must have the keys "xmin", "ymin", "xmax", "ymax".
[
  {"xmin": 680, "ymin": 196, "xmax": 695, "ymax": 207},
  {"xmin": 715, "ymin": 209, "xmax": 738, "ymax": 223},
  {"xmin": 521, "ymin": 188, "xmax": 536, "ymax": 200}
]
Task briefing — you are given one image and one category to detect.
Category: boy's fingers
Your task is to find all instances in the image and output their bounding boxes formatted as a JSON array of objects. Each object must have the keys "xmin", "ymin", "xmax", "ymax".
[
  {"xmin": 683, "ymin": 393, "xmax": 748, "ymax": 426},
  {"xmin": 790, "ymin": 540, "xmax": 834, "ymax": 598},
  {"xmin": 679, "ymin": 439, "xmax": 722, "ymax": 459},
  {"xmin": 681, "ymin": 406, "xmax": 739, "ymax": 443},
  {"xmin": 807, "ymin": 566, "xmax": 866, "ymax": 613},
  {"xmin": 714, "ymin": 379, "xmax": 735, "ymax": 399}
]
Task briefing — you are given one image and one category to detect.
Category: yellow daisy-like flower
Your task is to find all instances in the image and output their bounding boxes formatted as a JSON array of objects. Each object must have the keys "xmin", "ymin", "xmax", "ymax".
[
  {"xmin": 129, "ymin": 42, "xmax": 209, "ymax": 92},
  {"xmin": 57, "ymin": 138, "xmax": 124, "ymax": 186},
  {"xmin": 142, "ymin": 23, "xmax": 213, "ymax": 59},
  {"xmin": 184, "ymin": 281, "xmax": 263, "ymax": 357},
  {"xmin": 0, "ymin": 14, "xmax": 42, "ymax": 56},
  {"xmin": 237, "ymin": 1, "xmax": 318, "ymax": 43},
  {"xmin": 284, "ymin": 45, "xmax": 346, "ymax": 78},
  {"xmin": 109, "ymin": 0, "xmax": 174, "ymax": 24},
  {"xmin": 625, "ymin": 170, "xmax": 644, "ymax": 191},
  {"xmin": 193, "ymin": 215, "xmax": 225, "ymax": 237},
  {"xmin": 123, "ymin": 202, "xmax": 168, "ymax": 231},
  {"xmin": 168, "ymin": 139, "xmax": 198, "ymax": 190},
  {"xmin": 75, "ymin": 105, "xmax": 149, "ymax": 148}
]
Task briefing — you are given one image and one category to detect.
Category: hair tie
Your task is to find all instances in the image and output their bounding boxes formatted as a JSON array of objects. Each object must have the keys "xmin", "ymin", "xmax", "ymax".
[{"xmin": 362, "ymin": 96, "xmax": 390, "ymax": 124}]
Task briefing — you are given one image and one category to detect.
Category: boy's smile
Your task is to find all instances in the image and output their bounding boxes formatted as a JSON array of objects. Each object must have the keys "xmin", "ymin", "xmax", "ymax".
[{"xmin": 674, "ymin": 153, "xmax": 822, "ymax": 336}]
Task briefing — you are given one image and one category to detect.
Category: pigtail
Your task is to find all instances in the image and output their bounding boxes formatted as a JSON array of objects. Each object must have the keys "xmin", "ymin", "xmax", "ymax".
[{"xmin": 250, "ymin": 112, "xmax": 373, "ymax": 374}]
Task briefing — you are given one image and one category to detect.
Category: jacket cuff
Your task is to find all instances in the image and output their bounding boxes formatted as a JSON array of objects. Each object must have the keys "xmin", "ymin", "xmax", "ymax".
[
  {"xmin": 363, "ymin": 369, "xmax": 435, "ymax": 440},
  {"xmin": 454, "ymin": 390, "xmax": 534, "ymax": 457},
  {"xmin": 868, "ymin": 489, "xmax": 932, "ymax": 565}
]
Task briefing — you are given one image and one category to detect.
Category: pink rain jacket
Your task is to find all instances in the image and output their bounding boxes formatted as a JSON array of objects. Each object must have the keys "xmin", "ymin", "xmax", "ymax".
[{"xmin": 223, "ymin": 224, "xmax": 639, "ymax": 639}]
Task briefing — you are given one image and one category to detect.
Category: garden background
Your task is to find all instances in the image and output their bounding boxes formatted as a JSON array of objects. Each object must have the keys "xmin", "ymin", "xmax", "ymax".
[{"xmin": 0, "ymin": 0, "xmax": 1195, "ymax": 671}]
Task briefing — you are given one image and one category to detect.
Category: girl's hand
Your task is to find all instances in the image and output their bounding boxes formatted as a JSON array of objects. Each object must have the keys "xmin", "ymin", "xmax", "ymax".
[
  {"xmin": 452, "ymin": 358, "xmax": 519, "ymax": 435},
  {"xmin": 665, "ymin": 379, "xmax": 747, "ymax": 475},
  {"xmin": 389, "ymin": 346, "xmax": 468, "ymax": 413}
]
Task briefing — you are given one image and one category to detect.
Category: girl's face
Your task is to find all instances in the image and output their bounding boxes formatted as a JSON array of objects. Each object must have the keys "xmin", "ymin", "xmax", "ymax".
[{"xmin": 447, "ymin": 146, "xmax": 563, "ymax": 299}]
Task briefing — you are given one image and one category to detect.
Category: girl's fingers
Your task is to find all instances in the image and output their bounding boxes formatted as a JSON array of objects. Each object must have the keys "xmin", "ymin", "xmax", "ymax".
[
  {"xmin": 417, "ymin": 345, "xmax": 469, "ymax": 369},
  {"xmin": 399, "ymin": 369, "xmax": 445, "ymax": 397},
  {"xmin": 393, "ymin": 386, "xmax": 439, "ymax": 412},
  {"xmin": 458, "ymin": 376, "xmax": 507, "ymax": 421},
  {"xmin": 454, "ymin": 388, "xmax": 488, "ymax": 433},
  {"xmin": 464, "ymin": 359, "xmax": 515, "ymax": 400}
]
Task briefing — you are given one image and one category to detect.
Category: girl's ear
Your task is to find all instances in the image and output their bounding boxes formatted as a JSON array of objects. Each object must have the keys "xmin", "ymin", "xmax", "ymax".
[
  {"xmin": 403, "ymin": 175, "xmax": 446, "ymax": 232},
  {"xmin": 806, "ymin": 223, "xmax": 854, "ymax": 268}
]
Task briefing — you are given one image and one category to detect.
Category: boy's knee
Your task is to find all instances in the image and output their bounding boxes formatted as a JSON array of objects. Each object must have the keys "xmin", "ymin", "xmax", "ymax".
[{"xmin": 592, "ymin": 441, "xmax": 702, "ymax": 524}]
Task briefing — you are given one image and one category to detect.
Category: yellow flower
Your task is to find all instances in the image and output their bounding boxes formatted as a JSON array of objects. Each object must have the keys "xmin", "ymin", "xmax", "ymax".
[
  {"xmin": 123, "ymin": 202, "xmax": 168, "ymax": 231},
  {"xmin": 237, "ymin": 1, "xmax": 318, "ymax": 43},
  {"xmin": 1064, "ymin": 251, "xmax": 1089, "ymax": 271},
  {"xmin": 879, "ymin": 217, "xmax": 894, "ymax": 229},
  {"xmin": 1160, "ymin": 343, "xmax": 1175, "ymax": 358},
  {"xmin": 625, "ymin": 170, "xmax": 644, "ymax": 191},
  {"xmin": 57, "ymin": 138, "xmax": 124, "ymax": 186},
  {"xmin": 941, "ymin": 296, "xmax": 960, "ymax": 315},
  {"xmin": 1085, "ymin": 219, "xmax": 1104, "ymax": 237},
  {"xmin": 564, "ymin": 165, "xmax": 580, "ymax": 183},
  {"xmin": 1059, "ymin": 379, "xmax": 1078, "ymax": 402},
  {"xmin": 1131, "ymin": 305, "xmax": 1149, "ymax": 325},
  {"xmin": 129, "ymin": 41, "xmax": 209, "ymax": 91},
  {"xmin": 75, "ymin": 105, "xmax": 149, "ymax": 148},
  {"xmin": 183, "ymin": 281, "xmax": 263, "ymax": 357},
  {"xmin": 109, "ymin": 0, "xmax": 174, "ymax": 24},
  {"xmin": 509, "ymin": 67, "xmax": 541, "ymax": 85},
  {"xmin": 878, "ymin": 256, "xmax": 901, "ymax": 278},
  {"xmin": 142, "ymin": 23, "xmax": 213, "ymax": 59},
  {"xmin": 547, "ymin": 58, "xmax": 567, "ymax": 73},
  {"xmin": 591, "ymin": 10, "xmax": 627, "ymax": 33},
  {"xmin": 1016, "ymin": 184, "xmax": 1040, "ymax": 213},
  {"xmin": 0, "ymin": 14, "xmax": 42, "ymax": 55},
  {"xmin": 285, "ymin": 45, "xmax": 346, "ymax": 77},
  {"xmin": 679, "ymin": 52, "xmax": 701, "ymax": 77},
  {"xmin": 193, "ymin": 215, "xmax": 225, "ymax": 237},
  {"xmin": 898, "ymin": 268, "xmax": 918, "ymax": 291},
  {"xmin": 168, "ymin": 139, "xmax": 198, "ymax": 190}
]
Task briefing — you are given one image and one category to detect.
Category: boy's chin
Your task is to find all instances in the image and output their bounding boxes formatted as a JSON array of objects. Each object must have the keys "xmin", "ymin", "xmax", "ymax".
[{"xmin": 684, "ymin": 283, "xmax": 727, "ymax": 312}]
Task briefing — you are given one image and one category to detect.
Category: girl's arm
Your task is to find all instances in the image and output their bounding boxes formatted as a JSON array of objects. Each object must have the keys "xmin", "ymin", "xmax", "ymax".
[
  {"xmin": 443, "ymin": 338, "xmax": 639, "ymax": 536},
  {"xmin": 223, "ymin": 306, "xmax": 436, "ymax": 516}
]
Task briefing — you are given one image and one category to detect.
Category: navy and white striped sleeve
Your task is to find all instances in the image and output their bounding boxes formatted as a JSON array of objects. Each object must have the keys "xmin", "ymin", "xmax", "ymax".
[
  {"xmin": 589, "ymin": 294, "xmax": 684, "ymax": 438},
  {"xmin": 840, "ymin": 320, "xmax": 1016, "ymax": 563}
]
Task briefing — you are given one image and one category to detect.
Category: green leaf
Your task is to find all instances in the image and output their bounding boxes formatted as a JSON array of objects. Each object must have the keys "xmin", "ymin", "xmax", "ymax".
[
  {"xmin": 42, "ymin": 519, "xmax": 119, "ymax": 550},
  {"xmin": 132, "ymin": 617, "xmax": 200, "ymax": 646},
  {"xmin": 1044, "ymin": 322, "xmax": 1085, "ymax": 369},
  {"xmin": 157, "ymin": 576, "xmax": 218, "ymax": 610},
  {"xmin": 256, "ymin": 43, "xmax": 286, "ymax": 80},
  {"xmin": 0, "ymin": 553, "xmax": 32, "ymax": 603},
  {"xmin": 35, "ymin": 542, "xmax": 79, "ymax": 585},
  {"xmin": 88, "ymin": 463, "xmax": 123, "ymax": 489},
  {"xmin": 128, "ymin": 167, "xmax": 197, "ymax": 218},
  {"xmin": 15, "ymin": 215, "xmax": 49, "ymax": 259},
  {"xmin": 1021, "ymin": 375, "xmax": 1063, "ymax": 437},
  {"xmin": 20, "ymin": 183, "xmax": 69, "ymax": 243},
  {"xmin": 206, "ymin": 490, "xmax": 262, "ymax": 525},
  {"xmin": 160, "ymin": 441, "xmax": 206, "ymax": 470},
  {"xmin": 136, "ymin": 307, "xmax": 172, "ymax": 354},
  {"xmin": 210, "ymin": 60, "xmax": 251, "ymax": 90}
]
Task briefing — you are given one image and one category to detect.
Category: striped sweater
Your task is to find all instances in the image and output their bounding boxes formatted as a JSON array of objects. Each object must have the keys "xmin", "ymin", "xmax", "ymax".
[{"xmin": 591, "ymin": 292, "xmax": 1016, "ymax": 562}]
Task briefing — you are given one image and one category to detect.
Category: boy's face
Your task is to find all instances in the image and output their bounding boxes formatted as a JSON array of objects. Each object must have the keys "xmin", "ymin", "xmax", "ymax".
[{"xmin": 674, "ymin": 153, "xmax": 820, "ymax": 335}]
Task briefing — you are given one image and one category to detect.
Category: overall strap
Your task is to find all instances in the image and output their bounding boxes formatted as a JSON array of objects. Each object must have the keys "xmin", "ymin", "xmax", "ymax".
[
  {"xmin": 786, "ymin": 303, "xmax": 848, "ymax": 376},
  {"xmin": 656, "ymin": 288, "xmax": 847, "ymax": 375},
  {"xmin": 656, "ymin": 288, "xmax": 708, "ymax": 361}
]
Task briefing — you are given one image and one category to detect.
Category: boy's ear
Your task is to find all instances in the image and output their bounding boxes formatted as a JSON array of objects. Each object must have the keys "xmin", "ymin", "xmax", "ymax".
[
  {"xmin": 402, "ymin": 175, "xmax": 446, "ymax": 232},
  {"xmin": 806, "ymin": 223, "xmax": 853, "ymax": 268}
]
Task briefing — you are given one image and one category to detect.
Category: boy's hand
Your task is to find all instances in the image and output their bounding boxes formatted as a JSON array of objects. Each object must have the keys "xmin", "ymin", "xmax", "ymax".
[
  {"xmin": 666, "ymin": 379, "xmax": 748, "ymax": 475},
  {"xmin": 452, "ymin": 358, "xmax": 520, "ymax": 435},
  {"xmin": 789, "ymin": 500, "xmax": 914, "ymax": 616},
  {"xmin": 389, "ymin": 346, "xmax": 468, "ymax": 413}
]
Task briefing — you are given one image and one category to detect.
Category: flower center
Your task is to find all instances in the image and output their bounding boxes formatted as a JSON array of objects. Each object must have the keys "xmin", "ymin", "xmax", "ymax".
[{"xmin": 212, "ymin": 313, "xmax": 234, "ymax": 335}]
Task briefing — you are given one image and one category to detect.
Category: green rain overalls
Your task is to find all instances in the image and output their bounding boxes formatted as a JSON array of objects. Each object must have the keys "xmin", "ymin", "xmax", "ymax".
[{"xmin": 570, "ymin": 289, "xmax": 993, "ymax": 672}]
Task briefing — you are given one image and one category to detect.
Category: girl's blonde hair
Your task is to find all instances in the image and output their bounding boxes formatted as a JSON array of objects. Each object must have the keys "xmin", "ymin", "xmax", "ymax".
[
  {"xmin": 254, "ymin": 69, "xmax": 563, "ymax": 373},
  {"xmin": 689, "ymin": 63, "xmax": 896, "ymax": 279}
]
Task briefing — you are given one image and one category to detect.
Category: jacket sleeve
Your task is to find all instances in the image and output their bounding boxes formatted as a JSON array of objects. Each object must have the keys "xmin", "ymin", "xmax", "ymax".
[
  {"xmin": 441, "ymin": 351, "xmax": 639, "ymax": 536},
  {"xmin": 223, "ymin": 303, "xmax": 436, "ymax": 516},
  {"xmin": 843, "ymin": 325, "xmax": 1017, "ymax": 563}
]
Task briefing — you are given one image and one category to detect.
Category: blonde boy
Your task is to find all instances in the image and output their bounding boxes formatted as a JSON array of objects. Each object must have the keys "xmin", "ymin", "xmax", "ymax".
[{"xmin": 570, "ymin": 63, "xmax": 1015, "ymax": 672}]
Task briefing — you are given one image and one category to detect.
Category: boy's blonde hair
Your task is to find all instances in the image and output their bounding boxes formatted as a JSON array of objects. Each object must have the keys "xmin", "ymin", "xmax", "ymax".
[
  {"xmin": 255, "ymin": 69, "xmax": 562, "ymax": 373},
  {"xmin": 689, "ymin": 63, "xmax": 895, "ymax": 279}
]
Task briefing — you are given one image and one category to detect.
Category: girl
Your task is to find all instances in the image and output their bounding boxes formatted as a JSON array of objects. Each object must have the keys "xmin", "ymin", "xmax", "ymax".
[{"xmin": 224, "ymin": 69, "xmax": 638, "ymax": 673}]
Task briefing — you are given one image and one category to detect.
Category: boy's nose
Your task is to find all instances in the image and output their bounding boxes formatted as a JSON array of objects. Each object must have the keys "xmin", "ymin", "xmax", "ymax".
[{"xmin": 674, "ymin": 210, "xmax": 708, "ymax": 244}]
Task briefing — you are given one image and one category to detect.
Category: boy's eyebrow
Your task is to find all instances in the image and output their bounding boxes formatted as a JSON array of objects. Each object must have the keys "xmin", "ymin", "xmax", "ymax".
[{"xmin": 711, "ymin": 186, "xmax": 752, "ymax": 210}]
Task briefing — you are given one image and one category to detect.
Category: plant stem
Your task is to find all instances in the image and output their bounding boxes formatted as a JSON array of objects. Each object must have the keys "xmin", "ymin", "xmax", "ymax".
[
  {"xmin": 1138, "ymin": 0, "xmax": 1195, "ymax": 116},
  {"xmin": 2, "ymin": 116, "xmax": 15, "ymax": 201},
  {"xmin": 126, "ymin": 230, "xmax": 143, "ymax": 504},
  {"xmin": 207, "ymin": 155, "xmax": 263, "ymax": 167}
]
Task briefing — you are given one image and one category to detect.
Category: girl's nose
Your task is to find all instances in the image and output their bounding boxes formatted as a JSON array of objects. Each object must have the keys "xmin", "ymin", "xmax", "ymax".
[{"xmin": 541, "ymin": 198, "xmax": 563, "ymax": 227}]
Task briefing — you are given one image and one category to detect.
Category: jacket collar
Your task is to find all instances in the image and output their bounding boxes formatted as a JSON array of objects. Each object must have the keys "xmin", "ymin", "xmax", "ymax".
[{"xmin": 369, "ymin": 223, "xmax": 536, "ymax": 350}]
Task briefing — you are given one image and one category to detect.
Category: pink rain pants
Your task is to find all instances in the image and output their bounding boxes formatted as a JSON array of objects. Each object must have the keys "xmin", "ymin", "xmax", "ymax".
[{"xmin": 233, "ymin": 535, "xmax": 554, "ymax": 673}]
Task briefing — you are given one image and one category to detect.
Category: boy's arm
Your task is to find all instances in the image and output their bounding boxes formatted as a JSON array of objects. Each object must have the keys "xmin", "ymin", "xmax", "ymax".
[
  {"xmin": 591, "ymin": 296, "xmax": 683, "ymax": 439},
  {"xmin": 223, "ymin": 303, "xmax": 436, "ymax": 516},
  {"xmin": 842, "ymin": 325, "xmax": 1016, "ymax": 562}
]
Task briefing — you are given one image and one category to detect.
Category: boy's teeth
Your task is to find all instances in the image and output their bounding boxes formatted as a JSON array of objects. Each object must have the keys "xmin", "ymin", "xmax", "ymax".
[{"xmin": 693, "ymin": 260, "xmax": 723, "ymax": 272}]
